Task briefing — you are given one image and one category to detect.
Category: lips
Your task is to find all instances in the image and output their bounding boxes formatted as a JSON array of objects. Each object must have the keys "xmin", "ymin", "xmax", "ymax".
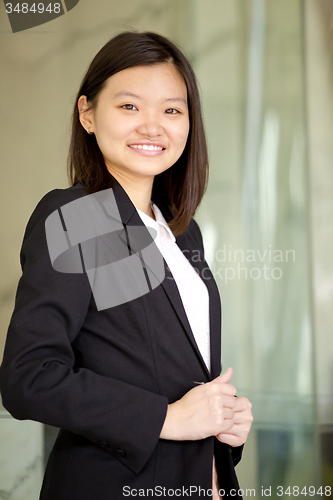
[
  {"xmin": 127, "ymin": 141, "xmax": 167, "ymax": 157},
  {"xmin": 128, "ymin": 141, "xmax": 166, "ymax": 151}
]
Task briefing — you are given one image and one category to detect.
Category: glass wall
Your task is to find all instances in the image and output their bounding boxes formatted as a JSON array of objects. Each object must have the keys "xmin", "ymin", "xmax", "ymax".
[
  {"xmin": 191, "ymin": 0, "xmax": 319, "ymax": 494},
  {"xmin": 304, "ymin": 0, "xmax": 333, "ymax": 492},
  {"xmin": 190, "ymin": 0, "xmax": 333, "ymax": 495}
]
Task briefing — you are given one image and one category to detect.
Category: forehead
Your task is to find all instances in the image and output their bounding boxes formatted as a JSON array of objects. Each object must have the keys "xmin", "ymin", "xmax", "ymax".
[{"xmin": 102, "ymin": 64, "xmax": 187, "ymax": 99}]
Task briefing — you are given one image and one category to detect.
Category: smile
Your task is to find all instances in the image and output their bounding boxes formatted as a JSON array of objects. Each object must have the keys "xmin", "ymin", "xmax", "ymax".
[
  {"xmin": 129, "ymin": 145, "xmax": 164, "ymax": 151},
  {"xmin": 127, "ymin": 144, "xmax": 166, "ymax": 157}
]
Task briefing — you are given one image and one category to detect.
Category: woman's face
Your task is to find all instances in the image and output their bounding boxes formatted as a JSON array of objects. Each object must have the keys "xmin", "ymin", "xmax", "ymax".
[{"xmin": 79, "ymin": 64, "xmax": 190, "ymax": 185}]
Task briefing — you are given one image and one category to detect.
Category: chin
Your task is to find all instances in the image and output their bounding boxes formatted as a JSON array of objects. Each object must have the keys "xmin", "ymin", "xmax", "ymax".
[{"xmin": 131, "ymin": 164, "xmax": 171, "ymax": 178}]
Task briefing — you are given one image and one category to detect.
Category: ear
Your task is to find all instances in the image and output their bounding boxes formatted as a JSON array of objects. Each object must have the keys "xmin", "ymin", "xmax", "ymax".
[{"xmin": 78, "ymin": 95, "xmax": 94, "ymax": 134}]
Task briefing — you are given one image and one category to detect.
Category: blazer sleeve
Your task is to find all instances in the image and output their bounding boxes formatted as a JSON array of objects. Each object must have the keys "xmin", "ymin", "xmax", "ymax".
[
  {"xmin": 0, "ymin": 189, "xmax": 168, "ymax": 475},
  {"xmin": 192, "ymin": 217, "xmax": 245, "ymax": 466}
]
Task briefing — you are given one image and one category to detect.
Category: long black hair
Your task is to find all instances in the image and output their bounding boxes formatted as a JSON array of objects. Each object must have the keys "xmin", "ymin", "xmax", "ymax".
[{"xmin": 68, "ymin": 31, "xmax": 209, "ymax": 236}]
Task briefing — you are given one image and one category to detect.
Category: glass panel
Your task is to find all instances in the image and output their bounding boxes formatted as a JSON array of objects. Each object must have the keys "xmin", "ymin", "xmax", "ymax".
[
  {"xmin": 192, "ymin": 0, "xmax": 321, "ymax": 495},
  {"xmin": 0, "ymin": 402, "xmax": 44, "ymax": 498},
  {"xmin": 304, "ymin": 0, "xmax": 333, "ymax": 492}
]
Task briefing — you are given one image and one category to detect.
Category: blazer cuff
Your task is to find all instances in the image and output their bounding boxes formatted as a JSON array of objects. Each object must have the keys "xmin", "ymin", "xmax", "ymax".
[
  {"xmin": 93, "ymin": 390, "xmax": 169, "ymax": 474},
  {"xmin": 231, "ymin": 443, "xmax": 244, "ymax": 466}
]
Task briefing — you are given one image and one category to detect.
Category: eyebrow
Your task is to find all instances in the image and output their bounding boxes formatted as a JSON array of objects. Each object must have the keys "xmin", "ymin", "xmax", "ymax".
[{"xmin": 113, "ymin": 90, "xmax": 187, "ymax": 105}]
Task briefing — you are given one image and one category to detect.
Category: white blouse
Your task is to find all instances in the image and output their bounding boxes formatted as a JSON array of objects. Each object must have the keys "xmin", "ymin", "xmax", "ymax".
[{"xmin": 136, "ymin": 203, "xmax": 211, "ymax": 372}]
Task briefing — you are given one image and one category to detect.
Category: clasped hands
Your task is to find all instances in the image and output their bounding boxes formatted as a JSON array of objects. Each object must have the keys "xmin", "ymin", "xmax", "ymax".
[{"xmin": 160, "ymin": 367, "xmax": 253, "ymax": 447}]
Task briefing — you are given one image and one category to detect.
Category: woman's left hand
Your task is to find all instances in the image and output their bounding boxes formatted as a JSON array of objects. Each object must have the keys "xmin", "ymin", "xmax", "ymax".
[{"xmin": 215, "ymin": 396, "xmax": 253, "ymax": 447}]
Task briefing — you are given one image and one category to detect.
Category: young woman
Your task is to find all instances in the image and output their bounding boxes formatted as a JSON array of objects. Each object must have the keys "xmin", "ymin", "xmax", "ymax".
[{"xmin": 0, "ymin": 31, "xmax": 253, "ymax": 500}]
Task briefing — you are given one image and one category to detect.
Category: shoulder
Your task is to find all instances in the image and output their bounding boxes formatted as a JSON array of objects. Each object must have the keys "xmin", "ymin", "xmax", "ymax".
[
  {"xmin": 188, "ymin": 218, "xmax": 202, "ymax": 240},
  {"xmin": 29, "ymin": 183, "xmax": 87, "ymax": 220},
  {"xmin": 183, "ymin": 217, "xmax": 205, "ymax": 256},
  {"xmin": 23, "ymin": 184, "xmax": 88, "ymax": 240}
]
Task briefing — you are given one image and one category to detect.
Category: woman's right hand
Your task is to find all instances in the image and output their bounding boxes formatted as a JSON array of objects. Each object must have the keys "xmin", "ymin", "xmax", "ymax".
[{"xmin": 160, "ymin": 367, "xmax": 237, "ymax": 441}]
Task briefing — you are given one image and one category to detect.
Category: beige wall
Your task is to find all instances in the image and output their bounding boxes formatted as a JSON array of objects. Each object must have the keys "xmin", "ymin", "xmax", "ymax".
[{"xmin": 0, "ymin": 0, "xmax": 183, "ymax": 357}]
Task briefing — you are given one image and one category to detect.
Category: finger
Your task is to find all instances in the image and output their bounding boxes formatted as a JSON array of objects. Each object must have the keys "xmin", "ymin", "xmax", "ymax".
[
  {"xmin": 233, "ymin": 397, "xmax": 252, "ymax": 412},
  {"xmin": 231, "ymin": 413, "xmax": 252, "ymax": 425},
  {"xmin": 221, "ymin": 407, "xmax": 234, "ymax": 420},
  {"xmin": 216, "ymin": 382, "xmax": 237, "ymax": 397},
  {"xmin": 218, "ymin": 418, "xmax": 234, "ymax": 433},
  {"xmin": 216, "ymin": 432, "xmax": 246, "ymax": 447},
  {"xmin": 232, "ymin": 410, "xmax": 253, "ymax": 427},
  {"xmin": 220, "ymin": 394, "xmax": 238, "ymax": 409},
  {"xmin": 215, "ymin": 367, "xmax": 233, "ymax": 385},
  {"xmin": 217, "ymin": 422, "xmax": 250, "ymax": 437}
]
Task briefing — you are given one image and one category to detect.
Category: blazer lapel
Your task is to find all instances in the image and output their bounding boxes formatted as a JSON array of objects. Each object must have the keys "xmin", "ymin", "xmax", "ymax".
[
  {"xmin": 159, "ymin": 256, "xmax": 212, "ymax": 380},
  {"xmin": 173, "ymin": 230, "xmax": 222, "ymax": 380},
  {"xmin": 154, "ymin": 201, "xmax": 219, "ymax": 381},
  {"xmin": 97, "ymin": 178, "xmax": 218, "ymax": 381}
]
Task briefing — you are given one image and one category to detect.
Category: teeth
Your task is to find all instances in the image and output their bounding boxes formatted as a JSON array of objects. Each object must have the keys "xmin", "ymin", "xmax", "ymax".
[{"xmin": 129, "ymin": 144, "xmax": 163, "ymax": 151}]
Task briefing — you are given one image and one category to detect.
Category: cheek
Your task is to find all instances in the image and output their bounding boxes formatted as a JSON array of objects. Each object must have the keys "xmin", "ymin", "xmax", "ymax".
[
  {"xmin": 170, "ymin": 120, "xmax": 190, "ymax": 146},
  {"xmin": 95, "ymin": 110, "xmax": 130, "ymax": 142},
  {"xmin": 176, "ymin": 126, "xmax": 190, "ymax": 146}
]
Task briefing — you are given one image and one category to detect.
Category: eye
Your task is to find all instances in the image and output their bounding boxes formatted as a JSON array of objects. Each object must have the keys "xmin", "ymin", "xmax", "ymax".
[
  {"xmin": 165, "ymin": 108, "xmax": 180, "ymax": 114},
  {"xmin": 121, "ymin": 104, "xmax": 138, "ymax": 111}
]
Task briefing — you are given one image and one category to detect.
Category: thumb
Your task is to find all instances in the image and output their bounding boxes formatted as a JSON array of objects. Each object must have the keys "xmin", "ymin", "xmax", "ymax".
[{"xmin": 216, "ymin": 367, "xmax": 233, "ymax": 384}]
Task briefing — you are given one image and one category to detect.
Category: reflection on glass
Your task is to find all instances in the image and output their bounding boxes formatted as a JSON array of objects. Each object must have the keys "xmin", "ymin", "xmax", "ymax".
[{"xmin": 192, "ymin": 0, "xmax": 325, "ymax": 495}]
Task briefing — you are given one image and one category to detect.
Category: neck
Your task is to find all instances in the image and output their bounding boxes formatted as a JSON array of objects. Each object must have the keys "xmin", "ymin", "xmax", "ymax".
[{"xmin": 108, "ymin": 169, "xmax": 155, "ymax": 219}]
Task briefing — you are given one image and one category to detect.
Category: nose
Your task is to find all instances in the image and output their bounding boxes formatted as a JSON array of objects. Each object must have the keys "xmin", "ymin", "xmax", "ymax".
[{"xmin": 135, "ymin": 112, "xmax": 164, "ymax": 138}]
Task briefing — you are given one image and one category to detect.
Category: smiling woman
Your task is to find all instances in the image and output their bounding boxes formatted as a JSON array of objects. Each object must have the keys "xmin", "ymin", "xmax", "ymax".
[
  {"xmin": 77, "ymin": 64, "xmax": 190, "ymax": 215},
  {"xmin": 67, "ymin": 31, "xmax": 210, "ymax": 237},
  {"xmin": 0, "ymin": 31, "xmax": 252, "ymax": 500}
]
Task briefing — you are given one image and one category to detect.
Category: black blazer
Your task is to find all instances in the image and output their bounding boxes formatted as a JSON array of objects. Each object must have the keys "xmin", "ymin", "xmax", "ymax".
[{"xmin": 0, "ymin": 178, "xmax": 243, "ymax": 500}]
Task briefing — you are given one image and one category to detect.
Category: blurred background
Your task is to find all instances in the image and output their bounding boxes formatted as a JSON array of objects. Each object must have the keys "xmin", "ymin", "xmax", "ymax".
[{"xmin": 0, "ymin": 0, "xmax": 332, "ymax": 498}]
